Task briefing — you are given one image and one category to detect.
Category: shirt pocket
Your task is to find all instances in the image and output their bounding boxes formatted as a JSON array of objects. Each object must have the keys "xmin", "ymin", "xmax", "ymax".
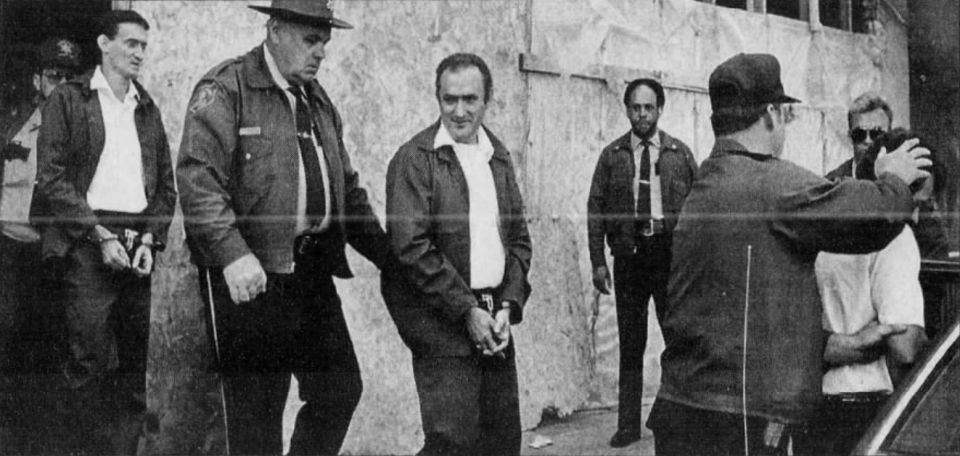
[{"xmin": 235, "ymin": 135, "xmax": 278, "ymax": 211}]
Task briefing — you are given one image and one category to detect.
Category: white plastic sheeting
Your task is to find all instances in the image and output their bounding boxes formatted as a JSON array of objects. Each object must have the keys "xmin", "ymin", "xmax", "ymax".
[{"xmin": 525, "ymin": 0, "xmax": 909, "ymax": 412}]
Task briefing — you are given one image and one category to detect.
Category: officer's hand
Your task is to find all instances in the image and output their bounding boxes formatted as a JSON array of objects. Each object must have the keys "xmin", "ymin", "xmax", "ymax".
[
  {"xmin": 593, "ymin": 265, "xmax": 611, "ymax": 295},
  {"xmin": 492, "ymin": 307, "xmax": 512, "ymax": 357},
  {"xmin": 223, "ymin": 253, "xmax": 267, "ymax": 304},
  {"xmin": 874, "ymin": 138, "xmax": 932, "ymax": 186},
  {"xmin": 100, "ymin": 239, "xmax": 131, "ymax": 271},
  {"xmin": 466, "ymin": 307, "xmax": 499, "ymax": 357},
  {"xmin": 131, "ymin": 245, "xmax": 154, "ymax": 277}
]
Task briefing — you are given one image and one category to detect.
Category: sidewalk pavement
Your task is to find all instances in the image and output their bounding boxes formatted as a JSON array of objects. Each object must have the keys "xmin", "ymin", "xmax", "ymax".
[{"xmin": 521, "ymin": 402, "xmax": 655, "ymax": 456}]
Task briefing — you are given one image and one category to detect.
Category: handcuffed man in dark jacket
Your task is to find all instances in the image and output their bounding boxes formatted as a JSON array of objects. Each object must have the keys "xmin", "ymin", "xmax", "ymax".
[
  {"xmin": 34, "ymin": 11, "xmax": 176, "ymax": 455},
  {"xmin": 383, "ymin": 53, "xmax": 532, "ymax": 456},
  {"xmin": 177, "ymin": 1, "xmax": 387, "ymax": 454},
  {"xmin": 648, "ymin": 53, "xmax": 933, "ymax": 456}
]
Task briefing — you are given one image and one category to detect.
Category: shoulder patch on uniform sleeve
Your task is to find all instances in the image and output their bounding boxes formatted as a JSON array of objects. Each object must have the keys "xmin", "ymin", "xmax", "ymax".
[{"xmin": 189, "ymin": 82, "xmax": 220, "ymax": 114}]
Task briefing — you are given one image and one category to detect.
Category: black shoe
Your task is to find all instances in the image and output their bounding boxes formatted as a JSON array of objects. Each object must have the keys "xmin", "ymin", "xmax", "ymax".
[{"xmin": 610, "ymin": 428, "xmax": 643, "ymax": 448}]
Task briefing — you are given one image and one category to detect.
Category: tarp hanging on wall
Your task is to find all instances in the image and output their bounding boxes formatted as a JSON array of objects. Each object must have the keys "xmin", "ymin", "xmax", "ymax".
[{"xmin": 524, "ymin": 0, "xmax": 910, "ymax": 411}]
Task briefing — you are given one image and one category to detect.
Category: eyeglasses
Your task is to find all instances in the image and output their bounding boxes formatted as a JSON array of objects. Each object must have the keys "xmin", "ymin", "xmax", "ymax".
[
  {"xmin": 41, "ymin": 70, "xmax": 70, "ymax": 82},
  {"xmin": 771, "ymin": 104, "xmax": 796, "ymax": 124},
  {"xmin": 850, "ymin": 127, "xmax": 885, "ymax": 144}
]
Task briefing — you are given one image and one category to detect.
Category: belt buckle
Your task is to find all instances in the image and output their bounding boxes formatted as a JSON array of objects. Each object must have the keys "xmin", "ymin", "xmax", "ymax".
[
  {"xmin": 295, "ymin": 235, "xmax": 315, "ymax": 257},
  {"xmin": 642, "ymin": 219, "xmax": 657, "ymax": 237},
  {"xmin": 479, "ymin": 293, "xmax": 494, "ymax": 313}
]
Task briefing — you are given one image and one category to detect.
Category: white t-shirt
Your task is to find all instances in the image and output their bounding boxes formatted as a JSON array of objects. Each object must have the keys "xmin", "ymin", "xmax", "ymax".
[{"xmin": 816, "ymin": 226, "xmax": 925, "ymax": 394}]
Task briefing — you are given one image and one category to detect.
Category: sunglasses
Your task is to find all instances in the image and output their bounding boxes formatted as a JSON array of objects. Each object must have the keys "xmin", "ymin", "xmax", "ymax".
[{"xmin": 850, "ymin": 127, "xmax": 885, "ymax": 144}]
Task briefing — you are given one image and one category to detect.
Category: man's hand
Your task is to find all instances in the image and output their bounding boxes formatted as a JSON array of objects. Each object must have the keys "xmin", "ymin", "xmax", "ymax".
[
  {"xmin": 466, "ymin": 307, "xmax": 501, "ymax": 357},
  {"xmin": 492, "ymin": 307, "xmax": 512, "ymax": 356},
  {"xmin": 593, "ymin": 265, "xmax": 612, "ymax": 295},
  {"xmin": 223, "ymin": 253, "xmax": 267, "ymax": 304},
  {"xmin": 824, "ymin": 321, "xmax": 909, "ymax": 366},
  {"xmin": 130, "ymin": 232, "xmax": 155, "ymax": 277},
  {"xmin": 874, "ymin": 138, "xmax": 932, "ymax": 186},
  {"xmin": 100, "ymin": 239, "xmax": 131, "ymax": 271},
  {"xmin": 131, "ymin": 245, "xmax": 154, "ymax": 277}
]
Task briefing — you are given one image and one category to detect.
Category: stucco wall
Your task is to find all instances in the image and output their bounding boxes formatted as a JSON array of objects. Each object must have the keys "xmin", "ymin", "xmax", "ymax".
[
  {"xmin": 134, "ymin": 1, "xmax": 532, "ymax": 454},
  {"xmin": 127, "ymin": 1, "xmax": 910, "ymax": 454}
]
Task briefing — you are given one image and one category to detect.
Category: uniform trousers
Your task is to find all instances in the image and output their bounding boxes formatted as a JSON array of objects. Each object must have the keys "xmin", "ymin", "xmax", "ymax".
[
  {"xmin": 612, "ymin": 233, "xmax": 671, "ymax": 431},
  {"xmin": 413, "ymin": 344, "xmax": 521, "ymax": 456},
  {"xmin": 199, "ymin": 267, "xmax": 362, "ymax": 456},
  {"xmin": 0, "ymin": 235, "xmax": 43, "ymax": 427},
  {"xmin": 0, "ymin": 233, "xmax": 67, "ymax": 453}
]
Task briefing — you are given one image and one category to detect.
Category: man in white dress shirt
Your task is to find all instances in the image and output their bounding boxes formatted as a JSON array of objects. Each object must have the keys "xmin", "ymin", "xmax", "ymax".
[
  {"xmin": 384, "ymin": 53, "xmax": 532, "ymax": 456},
  {"xmin": 35, "ymin": 10, "xmax": 176, "ymax": 454}
]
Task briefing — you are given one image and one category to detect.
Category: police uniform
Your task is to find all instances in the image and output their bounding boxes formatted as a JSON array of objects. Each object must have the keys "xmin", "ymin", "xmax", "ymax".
[
  {"xmin": 177, "ymin": 2, "xmax": 388, "ymax": 454},
  {"xmin": 0, "ymin": 37, "xmax": 79, "ymax": 452}
]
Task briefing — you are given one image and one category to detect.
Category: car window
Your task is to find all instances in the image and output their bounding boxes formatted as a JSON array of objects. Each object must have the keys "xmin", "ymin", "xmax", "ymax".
[{"xmin": 883, "ymin": 342, "xmax": 960, "ymax": 454}]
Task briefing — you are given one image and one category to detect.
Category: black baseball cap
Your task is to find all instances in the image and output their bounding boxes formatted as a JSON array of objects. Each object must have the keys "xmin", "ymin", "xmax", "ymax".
[{"xmin": 709, "ymin": 53, "xmax": 800, "ymax": 110}]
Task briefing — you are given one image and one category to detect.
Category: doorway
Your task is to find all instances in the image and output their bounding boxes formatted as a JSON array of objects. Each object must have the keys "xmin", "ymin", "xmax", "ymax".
[{"xmin": 1, "ymin": 0, "xmax": 113, "ymax": 111}]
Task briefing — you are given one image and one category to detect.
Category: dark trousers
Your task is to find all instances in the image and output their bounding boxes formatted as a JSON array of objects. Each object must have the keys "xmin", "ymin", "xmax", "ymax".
[
  {"xmin": 0, "ymin": 235, "xmax": 43, "ymax": 427},
  {"xmin": 794, "ymin": 393, "xmax": 888, "ymax": 456},
  {"xmin": 199, "ymin": 268, "xmax": 362, "ymax": 456},
  {"xmin": 61, "ymin": 238, "xmax": 152, "ymax": 454},
  {"xmin": 413, "ymin": 346, "xmax": 522, "ymax": 456},
  {"xmin": 648, "ymin": 399, "xmax": 793, "ymax": 456},
  {"xmin": 612, "ymin": 235, "xmax": 670, "ymax": 431},
  {"xmin": 0, "ymin": 234, "xmax": 68, "ymax": 454}
]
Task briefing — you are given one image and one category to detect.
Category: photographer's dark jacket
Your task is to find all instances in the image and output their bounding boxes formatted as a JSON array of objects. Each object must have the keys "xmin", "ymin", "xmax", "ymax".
[
  {"xmin": 383, "ymin": 122, "xmax": 532, "ymax": 358},
  {"xmin": 587, "ymin": 130, "xmax": 698, "ymax": 270},
  {"xmin": 177, "ymin": 45, "xmax": 386, "ymax": 275},
  {"xmin": 658, "ymin": 139, "xmax": 914, "ymax": 424},
  {"xmin": 34, "ymin": 73, "xmax": 176, "ymax": 257}
]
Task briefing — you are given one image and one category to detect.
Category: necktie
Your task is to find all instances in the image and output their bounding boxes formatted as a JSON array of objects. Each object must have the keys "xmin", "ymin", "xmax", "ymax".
[
  {"xmin": 637, "ymin": 141, "xmax": 651, "ymax": 221},
  {"xmin": 288, "ymin": 86, "xmax": 326, "ymax": 224}
]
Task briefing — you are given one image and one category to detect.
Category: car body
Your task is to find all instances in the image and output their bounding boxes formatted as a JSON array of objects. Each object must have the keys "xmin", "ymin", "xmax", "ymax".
[{"xmin": 853, "ymin": 259, "xmax": 960, "ymax": 455}]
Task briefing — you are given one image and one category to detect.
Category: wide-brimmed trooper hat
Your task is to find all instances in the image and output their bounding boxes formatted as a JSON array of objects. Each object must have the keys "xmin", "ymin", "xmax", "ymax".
[{"xmin": 249, "ymin": 0, "xmax": 353, "ymax": 29}]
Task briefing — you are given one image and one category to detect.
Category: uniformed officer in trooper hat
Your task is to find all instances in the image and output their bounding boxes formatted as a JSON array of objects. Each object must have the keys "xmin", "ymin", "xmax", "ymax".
[
  {"xmin": 178, "ymin": 0, "xmax": 388, "ymax": 454},
  {"xmin": 0, "ymin": 36, "xmax": 80, "ymax": 453}
]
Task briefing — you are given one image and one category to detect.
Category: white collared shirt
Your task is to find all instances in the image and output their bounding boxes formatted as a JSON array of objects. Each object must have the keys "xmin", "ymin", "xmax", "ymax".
[
  {"xmin": 263, "ymin": 43, "xmax": 332, "ymax": 234},
  {"xmin": 816, "ymin": 226, "xmax": 925, "ymax": 394},
  {"xmin": 86, "ymin": 66, "xmax": 148, "ymax": 213},
  {"xmin": 631, "ymin": 130, "xmax": 664, "ymax": 220},
  {"xmin": 434, "ymin": 123, "xmax": 505, "ymax": 289}
]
